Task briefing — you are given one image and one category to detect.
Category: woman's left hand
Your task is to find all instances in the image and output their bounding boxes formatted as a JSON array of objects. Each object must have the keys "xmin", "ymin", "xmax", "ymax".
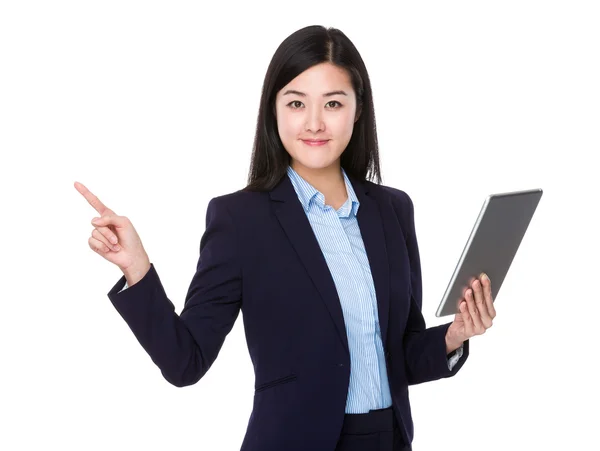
[{"xmin": 445, "ymin": 273, "xmax": 496, "ymax": 350}]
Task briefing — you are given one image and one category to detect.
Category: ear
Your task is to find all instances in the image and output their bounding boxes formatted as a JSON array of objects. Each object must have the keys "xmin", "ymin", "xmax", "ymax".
[{"xmin": 354, "ymin": 105, "xmax": 362, "ymax": 123}]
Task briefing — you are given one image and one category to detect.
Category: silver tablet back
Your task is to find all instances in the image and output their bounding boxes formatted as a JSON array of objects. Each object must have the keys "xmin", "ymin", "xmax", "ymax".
[{"xmin": 435, "ymin": 188, "xmax": 543, "ymax": 317}]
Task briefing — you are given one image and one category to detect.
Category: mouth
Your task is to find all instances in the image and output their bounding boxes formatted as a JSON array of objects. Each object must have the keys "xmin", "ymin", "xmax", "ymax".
[{"xmin": 301, "ymin": 139, "xmax": 329, "ymax": 146}]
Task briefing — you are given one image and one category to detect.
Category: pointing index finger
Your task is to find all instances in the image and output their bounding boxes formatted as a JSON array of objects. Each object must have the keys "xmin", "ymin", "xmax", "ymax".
[{"xmin": 74, "ymin": 181, "xmax": 110, "ymax": 215}]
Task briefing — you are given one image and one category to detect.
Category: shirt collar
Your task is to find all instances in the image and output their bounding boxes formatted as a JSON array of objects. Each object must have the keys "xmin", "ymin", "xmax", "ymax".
[{"xmin": 286, "ymin": 165, "xmax": 360, "ymax": 217}]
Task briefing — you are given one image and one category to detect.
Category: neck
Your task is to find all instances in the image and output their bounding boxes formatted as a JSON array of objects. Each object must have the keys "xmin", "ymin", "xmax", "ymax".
[{"xmin": 291, "ymin": 161, "xmax": 347, "ymax": 207}]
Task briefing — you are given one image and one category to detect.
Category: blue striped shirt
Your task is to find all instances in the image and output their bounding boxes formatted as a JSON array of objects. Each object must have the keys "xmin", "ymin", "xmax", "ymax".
[
  {"xmin": 286, "ymin": 165, "xmax": 392, "ymax": 413},
  {"xmin": 286, "ymin": 165, "xmax": 462, "ymax": 414}
]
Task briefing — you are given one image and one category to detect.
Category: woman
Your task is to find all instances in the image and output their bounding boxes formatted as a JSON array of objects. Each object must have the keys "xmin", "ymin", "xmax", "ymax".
[{"xmin": 76, "ymin": 25, "xmax": 495, "ymax": 451}]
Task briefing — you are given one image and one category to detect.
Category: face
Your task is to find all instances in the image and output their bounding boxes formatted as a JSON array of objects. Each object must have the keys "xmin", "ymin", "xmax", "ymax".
[{"xmin": 275, "ymin": 62, "xmax": 360, "ymax": 176}]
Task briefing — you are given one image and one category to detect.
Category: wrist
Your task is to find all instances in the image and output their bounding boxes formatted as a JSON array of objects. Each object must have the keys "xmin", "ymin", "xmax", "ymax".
[
  {"xmin": 122, "ymin": 260, "xmax": 151, "ymax": 287},
  {"xmin": 445, "ymin": 332, "xmax": 463, "ymax": 354}
]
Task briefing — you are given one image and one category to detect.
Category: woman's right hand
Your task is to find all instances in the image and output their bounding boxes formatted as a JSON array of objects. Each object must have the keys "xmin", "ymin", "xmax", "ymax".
[{"xmin": 75, "ymin": 181, "xmax": 150, "ymax": 276}]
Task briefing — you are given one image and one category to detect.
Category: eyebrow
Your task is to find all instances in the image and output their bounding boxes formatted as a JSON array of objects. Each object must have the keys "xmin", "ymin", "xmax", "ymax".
[{"xmin": 282, "ymin": 89, "xmax": 348, "ymax": 97}]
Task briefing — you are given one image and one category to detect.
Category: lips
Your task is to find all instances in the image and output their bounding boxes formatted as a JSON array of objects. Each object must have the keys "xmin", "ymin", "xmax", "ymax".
[{"xmin": 302, "ymin": 139, "xmax": 329, "ymax": 146}]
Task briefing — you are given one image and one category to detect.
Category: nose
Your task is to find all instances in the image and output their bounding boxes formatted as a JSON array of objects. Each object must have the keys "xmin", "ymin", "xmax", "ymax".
[{"xmin": 304, "ymin": 107, "xmax": 325, "ymax": 134}]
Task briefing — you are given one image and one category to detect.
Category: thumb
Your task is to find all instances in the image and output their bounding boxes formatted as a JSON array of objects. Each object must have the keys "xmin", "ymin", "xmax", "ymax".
[{"xmin": 91, "ymin": 215, "xmax": 126, "ymax": 227}]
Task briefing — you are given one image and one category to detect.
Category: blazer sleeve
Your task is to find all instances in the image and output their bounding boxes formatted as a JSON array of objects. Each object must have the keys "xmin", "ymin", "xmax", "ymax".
[
  {"xmin": 399, "ymin": 191, "xmax": 470, "ymax": 385},
  {"xmin": 107, "ymin": 196, "xmax": 242, "ymax": 387}
]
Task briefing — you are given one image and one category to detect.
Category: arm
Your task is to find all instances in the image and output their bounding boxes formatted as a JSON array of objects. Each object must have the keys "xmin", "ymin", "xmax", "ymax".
[
  {"xmin": 400, "ymin": 191, "xmax": 469, "ymax": 385},
  {"xmin": 107, "ymin": 197, "xmax": 242, "ymax": 387}
]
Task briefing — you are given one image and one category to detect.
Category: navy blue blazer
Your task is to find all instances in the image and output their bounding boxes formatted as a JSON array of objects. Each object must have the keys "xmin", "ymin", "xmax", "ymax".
[{"xmin": 107, "ymin": 172, "xmax": 470, "ymax": 451}]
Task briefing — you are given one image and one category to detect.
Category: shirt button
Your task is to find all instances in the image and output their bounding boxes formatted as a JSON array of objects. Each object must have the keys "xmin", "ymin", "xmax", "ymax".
[{"xmin": 338, "ymin": 363, "xmax": 344, "ymax": 367}]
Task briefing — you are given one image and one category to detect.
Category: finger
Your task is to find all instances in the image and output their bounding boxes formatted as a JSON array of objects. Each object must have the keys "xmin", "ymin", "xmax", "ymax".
[
  {"xmin": 91, "ymin": 214, "xmax": 127, "ymax": 229},
  {"xmin": 465, "ymin": 288, "xmax": 483, "ymax": 334},
  {"xmin": 460, "ymin": 301, "xmax": 473, "ymax": 337},
  {"xmin": 481, "ymin": 273, "xmax": 496, "ymax": 319},
  {"xmin": 473, "ymin": 278, "xmax": 493, "ymax": 329},
  {"xmin": 75, "ymin": 181, "xmax": 110, "ymax": 215},
  {"xmin": 92, "ymin": 221, "xmax": 119, "ymax": 245},
  {"xmin": 89, "ymin": 236, "xmax": 111, "ymax": 254},
  {"xmin": 92, "ymin": 229, "xmax": 121, "ymax": 252}
]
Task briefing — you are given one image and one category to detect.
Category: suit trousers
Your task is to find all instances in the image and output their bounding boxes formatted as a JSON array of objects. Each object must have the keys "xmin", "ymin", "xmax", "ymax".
[{"xmin": 334, "ymin": 406, "xmax": 412, "ymax": 451}]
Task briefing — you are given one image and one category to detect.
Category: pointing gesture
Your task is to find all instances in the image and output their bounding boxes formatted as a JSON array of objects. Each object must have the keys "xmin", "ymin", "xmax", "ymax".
[
  {"xmin": 75, "ymin": 180, "xmax": 113, "ymax": 216},
  {"xmin": 75, "ymin": 181, "xmax": 150, "ymax": 279}
]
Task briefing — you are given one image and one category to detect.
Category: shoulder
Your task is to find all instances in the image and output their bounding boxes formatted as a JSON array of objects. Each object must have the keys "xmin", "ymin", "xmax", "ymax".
[
  {"xmin": 365, "ymin": 181, "xmax": 419, "ymax": 243},
  {"xmin": 204, "ymin": 186, "xmax": 270, "ymax": 222},
  {"xmin": 365, "ymin": 180, "xmax": 415, "ymax": 218},
  {"xmin": 209, "ymin": 186, "xmax": 267, "ymax": 206}
]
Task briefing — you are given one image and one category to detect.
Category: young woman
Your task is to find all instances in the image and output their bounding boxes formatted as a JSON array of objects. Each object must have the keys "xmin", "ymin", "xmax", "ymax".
[{"xmin": 76, "ymin": 25, "xmax": 495, "ymax": 451}]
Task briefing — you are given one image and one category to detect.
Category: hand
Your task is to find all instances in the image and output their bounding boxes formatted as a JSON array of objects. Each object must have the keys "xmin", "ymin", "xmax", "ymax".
[
  {"xmin": 445, "ymin": 273, "xmax": 496, "ymax": 351},
  {"xmin": 75, "ymin": 181, "xmax": 150, "ymax": 274}
]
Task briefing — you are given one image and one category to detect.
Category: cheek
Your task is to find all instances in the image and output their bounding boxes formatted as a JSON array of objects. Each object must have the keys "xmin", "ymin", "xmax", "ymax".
[
  {"xmin": 345, "ymin": 115, "xmax": 357, "ymax": 132},
  {"xmin": 332, "ymin": 114, "xmax": 356, "ymax": 138},
  {"xmin": 277, "ymin": 112, "xmax": 302, "ymax": 140}
]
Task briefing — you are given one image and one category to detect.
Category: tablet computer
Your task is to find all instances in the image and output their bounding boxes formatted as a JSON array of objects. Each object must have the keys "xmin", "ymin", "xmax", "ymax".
[{"xmin": 435, "ymin": 188, "xmax": 543, "ymax": 317}]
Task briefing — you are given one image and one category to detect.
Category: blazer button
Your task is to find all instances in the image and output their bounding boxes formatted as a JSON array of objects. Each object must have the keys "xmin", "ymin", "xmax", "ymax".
[{"xmin": 338, "ymin": 363, "xmax": 344, "ymax": 367}]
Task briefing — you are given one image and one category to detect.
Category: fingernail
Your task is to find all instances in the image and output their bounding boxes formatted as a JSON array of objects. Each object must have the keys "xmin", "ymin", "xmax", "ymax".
[
  {"xmin": 481, "ymin": 273, "xmax": 488, "ymax": 281},
  {"xmin": 110, "ymin": 237, "xmax": 118, "ymax": 244},
  {"xmin": 92, "ymin": 217, "xmax": 100, "ymax": 223}
]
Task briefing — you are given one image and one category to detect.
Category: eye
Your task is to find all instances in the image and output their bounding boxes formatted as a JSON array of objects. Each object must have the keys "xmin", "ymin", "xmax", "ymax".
[
  {"xmin": 287, "ymin": 100, "xmax": 304, "ymax": 109},
  {"xmin": 326, "ymin": 100, "xmax": 342, "ymax": 108}
]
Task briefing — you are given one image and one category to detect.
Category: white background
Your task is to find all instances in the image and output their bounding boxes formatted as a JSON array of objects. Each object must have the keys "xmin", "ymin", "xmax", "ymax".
[{"xmin": 1, "ymin": 1, "xmax": 598, "ymax": 450}]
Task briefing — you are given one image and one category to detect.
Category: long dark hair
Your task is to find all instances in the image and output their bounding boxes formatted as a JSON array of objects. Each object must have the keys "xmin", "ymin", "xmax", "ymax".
[{"xmin": 244, "ymin": 25, "xmax": 382, "ymax": 192}]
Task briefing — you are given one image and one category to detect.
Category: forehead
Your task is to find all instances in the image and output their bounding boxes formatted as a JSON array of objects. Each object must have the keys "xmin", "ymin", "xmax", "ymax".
[{"xmin": 278, "ymin": 62, "xmax": 353, "ymax": 96}]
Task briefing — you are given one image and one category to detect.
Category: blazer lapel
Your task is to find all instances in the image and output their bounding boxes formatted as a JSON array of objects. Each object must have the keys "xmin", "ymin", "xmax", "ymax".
[
  {"xmin": 270, "ymin": 172, "xmax": 391, "ymax": 357},
  {"xmin": 349, "ymin": 174, "xmax": 391, "ymax": 350}
]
